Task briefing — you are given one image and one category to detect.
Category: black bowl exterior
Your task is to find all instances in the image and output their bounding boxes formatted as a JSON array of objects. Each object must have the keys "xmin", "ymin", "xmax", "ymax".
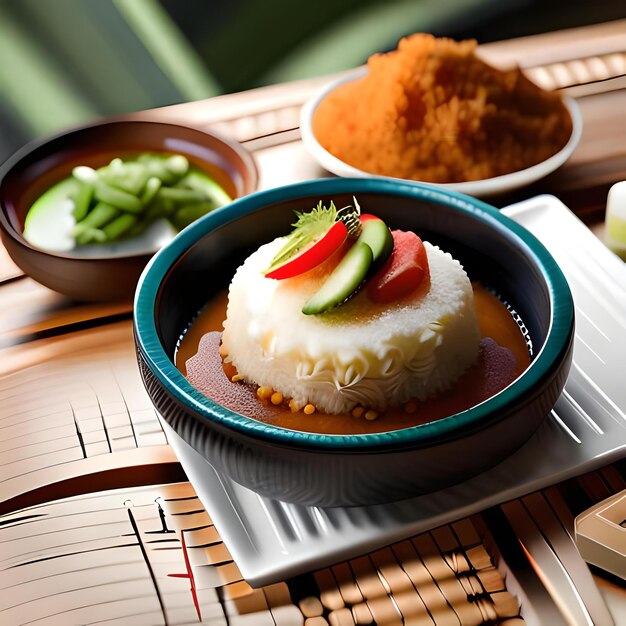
[
  {"xmin": 137, "ymin": 340, "xmax": 572, "ymax": 506},
  {"xmin": 134, "ymin": 182, "xmax": 575, "ymax": 507},
  {"xmin": 0, "ymin": 119, "xmax": 258, "ymax": 301}
]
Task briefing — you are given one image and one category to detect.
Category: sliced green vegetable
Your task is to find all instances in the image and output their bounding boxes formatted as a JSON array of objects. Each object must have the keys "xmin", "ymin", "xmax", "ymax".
[
  {"xmin": 176, "ymin": 170, "xmax": 231, "ymax": 205},
  {"xmin": 71, "ymin": 181, "xmax": 94, "ymax": 222},
  {"xmin": 171, "ymin": 202, "xmax": 218, "ymax": 230},
  {"xmin": 165, "ymin": 154, "xmax": 189, "ymax": 177},
  {"xmin": 94, "ymin": 180, "xmax": 143, "ymax": 213},
  {"xmin": 137, "ymin": 154, "xmax": 177, "ymax": 185},
  {"xmin": 358, "ymin": 216, "xmax": 394, "ymax": 265},
  {"xmin": 23, "ymin": 178, "xmax": 79, "ymax": 252},
  {"xmin": 72, "ymin": 166, "xmax": 98, "ymax": 183},
  {"xmin": 302, "ymin": 242, "xmax": 373, "ymax": 315},
  {"xmin": 140, "ymin": 176, "xmax": 162, "ymax": 206},
  {"xmin": 24, "ymin": 152, "xmax": 232, "ymax": 250},
  {"xmin": 102, "ymin": 213, "xmax": 138, "ymax": 240},
  {"xmin": 156, "ymin": 186, "xmax": 208, "ymax": 205},
  {"xmin": 145, "ymin": 196, "xmax": 175, "ymax": 221},
  {"xmin": 76, "ymin": 227, "xmax": 107, "ymax": 246},
  {"xmin": 99, "ymin": 162, "xmax": 149, "ymax": 196},
  {"xmin": 72, "ymin": 201, "xmax": 119, "ymax": 235}
]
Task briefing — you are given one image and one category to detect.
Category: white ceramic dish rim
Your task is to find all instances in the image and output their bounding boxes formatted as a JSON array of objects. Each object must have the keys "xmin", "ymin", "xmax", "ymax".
[
  {"xmin": 300, "ymin": 67, "xmax": 583, "ymax": 197},
  {"xmin": 156, "ymin": 195, "xmax": 626, "ymax": 587}
]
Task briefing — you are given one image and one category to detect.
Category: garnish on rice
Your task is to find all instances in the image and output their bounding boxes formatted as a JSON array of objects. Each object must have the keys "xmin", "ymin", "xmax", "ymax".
[{"xmin": 263, "ymin": 201, "xmax": 352, "ymax": 279}]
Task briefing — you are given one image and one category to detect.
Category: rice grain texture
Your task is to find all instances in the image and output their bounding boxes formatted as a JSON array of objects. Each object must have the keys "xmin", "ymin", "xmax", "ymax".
[{"xmin": 221, "ymin": 237, "xmax": 480, "ymax": 414}]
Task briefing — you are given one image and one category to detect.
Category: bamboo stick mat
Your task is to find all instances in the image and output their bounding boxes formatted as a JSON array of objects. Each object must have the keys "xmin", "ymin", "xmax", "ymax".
[
  {"xmin": 0, "ymin": 320, "xmax": 527, "ymax": 624},
  {"xmin": 0, "ymin": 481, "xmax": 522, "ymax": 625},
  {"xmin": 0, "ymin": 322, "xmax": 182, "ymax": 514},
  {"xmin": 2, "ymin": 464, "xmax": 624, "ymax": 625}
]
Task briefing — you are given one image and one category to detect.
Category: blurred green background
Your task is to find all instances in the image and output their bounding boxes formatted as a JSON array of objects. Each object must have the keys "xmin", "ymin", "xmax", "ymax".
[{"xmin": 0, "ymin": 0, "xmax": 623, "ymax": 164}]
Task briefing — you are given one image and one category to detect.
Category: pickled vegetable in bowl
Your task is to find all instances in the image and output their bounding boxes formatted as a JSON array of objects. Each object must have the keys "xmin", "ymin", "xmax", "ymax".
[
  {"xmin": 0, "ymin": 118, "xmax": 257, "ymax": 301},
  {"xmin": 23, "ymin": 152, "xmax": 231, "ymax": 258}
]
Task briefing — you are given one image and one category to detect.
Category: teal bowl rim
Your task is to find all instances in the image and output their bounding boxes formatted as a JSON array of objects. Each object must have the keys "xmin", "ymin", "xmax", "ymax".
[{"xmin": 134, "ymin": 178, "xmax": 574, "ymax": 450}]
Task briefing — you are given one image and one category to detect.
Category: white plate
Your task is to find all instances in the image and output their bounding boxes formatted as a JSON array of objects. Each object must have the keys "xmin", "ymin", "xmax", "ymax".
[
  {"xmin": 161, "ymin": 194, "xmax": 626, "ymax": 587},
  {"xmin": 300, "ymin": 67, "xmax": 583, "ymax": 197}
]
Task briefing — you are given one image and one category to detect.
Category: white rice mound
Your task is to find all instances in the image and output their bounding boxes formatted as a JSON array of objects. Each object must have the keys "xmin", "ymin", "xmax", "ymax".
[{"xmin": 221, "ymin": 237, "xmax": 480, "ymax": 414}]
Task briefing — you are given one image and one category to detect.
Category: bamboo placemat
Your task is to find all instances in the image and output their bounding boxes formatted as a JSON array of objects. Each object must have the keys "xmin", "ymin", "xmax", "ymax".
[
  {"xmin": 0, "ymin": 316, "xmax": 524, "ymax": 624},
  {"xmin": 0, "ymin": 481, "xmax": 522, "ymax": 625},
  {"xmin": 2, "ymin": 464, "xmax": 624, "ymax": 625},
  {"xmin": 0, "ymin": 322, "xmax": 184, "ymax": 515}
]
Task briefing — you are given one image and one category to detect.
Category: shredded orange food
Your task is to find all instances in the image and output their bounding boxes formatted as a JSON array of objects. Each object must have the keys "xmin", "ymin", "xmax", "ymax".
[{"xmin": 313, "ymin": 34, "xmax": 572, "ymax": 183}]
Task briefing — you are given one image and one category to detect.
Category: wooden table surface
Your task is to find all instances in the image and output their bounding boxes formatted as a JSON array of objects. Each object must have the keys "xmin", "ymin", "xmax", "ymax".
[{"xmin": 0, "ymin": 19, "xmax": 625, "ymax": 626}]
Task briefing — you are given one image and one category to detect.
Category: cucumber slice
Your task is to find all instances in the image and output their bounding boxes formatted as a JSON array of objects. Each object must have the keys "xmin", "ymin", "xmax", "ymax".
[
  {"xmin": 302, "ymin": 242, "xmax": 373, "ymax": 315},
  {"xmin": 23, "ymin": 177, "xmax": 79, "ymax": 252},
  {"xmin": 359, "ymin": 217, "xmax": 393, "ymax": 264}
]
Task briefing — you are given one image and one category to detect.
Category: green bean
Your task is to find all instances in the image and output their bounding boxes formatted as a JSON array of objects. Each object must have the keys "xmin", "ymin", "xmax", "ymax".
[
  {"xmin": 63, "ymin": 154, "xmax": 221, "ymax": 244},
  {"xmin": 140, "ymin": 177, "xmax": 162, "ymax": 206},
  {"xmin": 72, "ymin": 200, "xmax": 119, "ymax": 246},
  {"xmin": 156, "ymin": 187, "xmax": 207, "ymax": 205},
  {"xmin": 76, "ymin": 227, "xmax": 107, "ymax": 246},
  {"xmin": 125, "ymin": 168, "xmax": 150, "ymax": 195},
  {"xmin": 145, "ymin": 196, "xmax": 175, "ymax": 221},
  {"xmin": 100, "ymin": 164, "xmax": 149, "ymax": 196},
  {"xmin": 172, "ymin": 202, "xmax": 217, "ymax": 230},
  {"xmin": 164, "ymin": 154, "xmax": 189, "ymax": 177},
  {"xmin": 72, "ymin": 165, "xmax": 98, "ymax": 183},
  {"xmin": 71, "ymin": 181, "xmax": 94, "ymax": 222},
  {"xmin": 94, "ymin": 180, "xmax": 143, "ymax": 213},
  {"xmin": 137, "ymin": 155, "xmax": 177, "ymax": 185},
  {"xmin": 72, "ymin": 202, "xmax": 119, "ymax": 235},
  {"xmin": 102, "ymin": 213, "xmax": 138, "ymax": 240}
]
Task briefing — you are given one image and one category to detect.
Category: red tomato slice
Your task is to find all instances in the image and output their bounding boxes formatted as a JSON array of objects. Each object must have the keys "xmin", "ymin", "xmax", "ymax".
[
  {"xmin": 265, "ymin": 220, "xmax": 348, "ymax": 279},
  {"xmin": 367, "ymin": 230, "xmax": 429, "ymax": 303}
]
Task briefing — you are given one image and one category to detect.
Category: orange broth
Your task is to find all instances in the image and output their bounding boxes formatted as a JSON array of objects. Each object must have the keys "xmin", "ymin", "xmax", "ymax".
[{"xmin": 175, "ymin": 284, "xmax": 531, "ymax": 435}]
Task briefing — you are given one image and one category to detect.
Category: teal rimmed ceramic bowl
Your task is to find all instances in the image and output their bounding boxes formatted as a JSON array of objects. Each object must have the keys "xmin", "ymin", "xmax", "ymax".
[{"xmin": 134, "ymin": 178, "xmax": 574, "ymax": 506}]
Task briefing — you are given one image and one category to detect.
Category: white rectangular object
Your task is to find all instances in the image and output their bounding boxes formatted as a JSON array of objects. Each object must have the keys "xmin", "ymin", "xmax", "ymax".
[{"xmin": 162, "ymin": 194, "xmax": 626, "ymax": 587}]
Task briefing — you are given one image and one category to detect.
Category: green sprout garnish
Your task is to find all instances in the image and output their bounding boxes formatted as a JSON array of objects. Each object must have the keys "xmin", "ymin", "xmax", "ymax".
[{"xmin": 264, "ymin": 201, "xmax": 341, "ymax": 274}]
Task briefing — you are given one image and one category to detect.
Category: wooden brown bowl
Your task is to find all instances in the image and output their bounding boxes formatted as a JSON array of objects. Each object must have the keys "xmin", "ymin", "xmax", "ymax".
[{"xmin": 0, "ymin": 119, "xmax": 258, "ymax": 301}]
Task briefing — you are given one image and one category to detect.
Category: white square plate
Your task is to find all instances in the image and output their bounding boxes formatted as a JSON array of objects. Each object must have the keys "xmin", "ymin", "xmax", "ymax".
[{"xmin": 161, "ymin": 194, "xmax": 626, "ymax": 587}]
